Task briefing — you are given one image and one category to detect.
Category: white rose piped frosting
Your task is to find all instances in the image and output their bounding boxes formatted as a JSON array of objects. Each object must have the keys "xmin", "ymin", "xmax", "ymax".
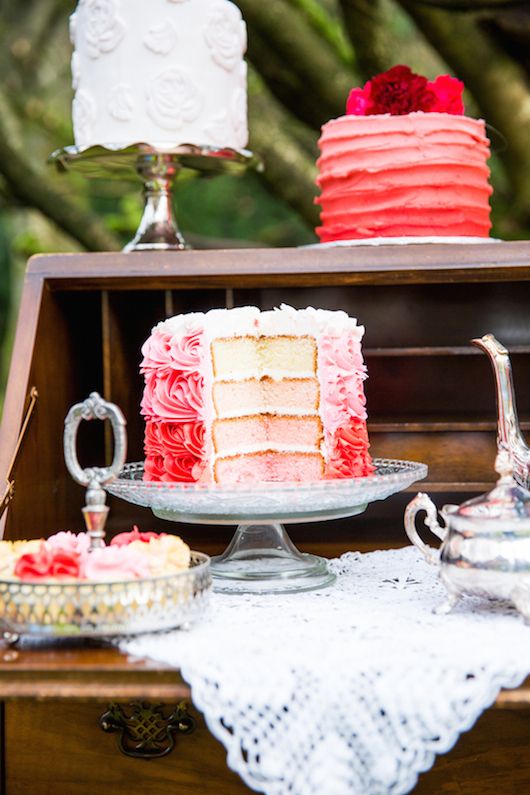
[{"xmin": 70, "ymin": 0, "xmax": 248, "ymax": 149}]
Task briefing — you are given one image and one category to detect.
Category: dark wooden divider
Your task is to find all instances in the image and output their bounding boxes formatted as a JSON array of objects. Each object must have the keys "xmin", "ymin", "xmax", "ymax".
[{"xmin": 1, "ymin": 241, "xmax": 530, "ymax": 554}]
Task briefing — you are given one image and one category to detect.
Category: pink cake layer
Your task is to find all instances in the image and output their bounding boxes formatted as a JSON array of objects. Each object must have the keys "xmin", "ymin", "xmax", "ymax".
[
  {"xmin": 214, "ymin": 451, "xmax": 325, "ymax": 484},
  {"xmin": 213, "ymin": 378, "xmax": 319, "ymax": 416},
  {"xmin": 212, "ymin": 415, "xmax": 323, "ymax": 454},
  {"xmin": 316, "ymin": 111, "xmax": 492, "ymax": 241}
]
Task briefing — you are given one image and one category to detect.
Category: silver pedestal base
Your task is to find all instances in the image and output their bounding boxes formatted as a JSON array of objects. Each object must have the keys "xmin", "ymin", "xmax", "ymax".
[
  {"xmin": 49, "ymin": 143, "xmax": 259, "ymax": 252},
  {"xmin": 210, "ymin": 523, "xmax": 336, "ymax": 594}
]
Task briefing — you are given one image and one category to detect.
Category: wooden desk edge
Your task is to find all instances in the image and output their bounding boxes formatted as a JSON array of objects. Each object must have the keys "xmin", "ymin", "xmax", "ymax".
[{"xmin": 0, "ymin": 648, "xmax": 528, "ymax": 706}]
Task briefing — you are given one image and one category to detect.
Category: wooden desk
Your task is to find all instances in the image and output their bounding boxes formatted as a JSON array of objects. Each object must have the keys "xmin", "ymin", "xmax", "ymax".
[
  {"xmin": 2, "ymin": 243, "xmax": 530, "ymax": 793},
  {"xmin": 0, "ymin": 643, "xmax": 530, "ymax": 795}
]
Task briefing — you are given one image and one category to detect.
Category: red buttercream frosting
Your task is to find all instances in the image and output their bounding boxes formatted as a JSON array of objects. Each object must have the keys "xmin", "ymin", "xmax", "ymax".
[
  {"xmin": 111, "ymin": 526, "xmax": 164, "ymax": 546},
  {"xmin": 325, "ymin": 418, "xmax": 375, "ymax": 478},
  {"xmin": 162, "ymin": 452, "xmax": 205, "ymax": 482},
  {"xmin": 144, "ymin": 421, "xmax": 206, "ymax": 481},
  {"xmin": 144, "ymin": 453, "xmax": 165, "ymax": 481},
  {"xmin": 14, "ymin": 542, "xmax": 81, "ymax": 580}
]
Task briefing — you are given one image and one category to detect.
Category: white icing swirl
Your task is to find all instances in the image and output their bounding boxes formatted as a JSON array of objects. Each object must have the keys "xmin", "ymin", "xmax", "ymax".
[
  {"xmin": 144, "ymin": 21, "xmax": 177, "ymax": 55},
  {"xmin": 146, "ymin": 67, "xmax": 202, "ymax": 130},
  {"xmin": 72, "ymin": 89, "xmax": 97, "ymax": 145},
  {"xmin": 204, "ymin": 0, "xmax": 247, "ymax": 72},
  {"xmin": 108, "ymin": 83, "xmax": 134, "ymax": 122},
  {"xmin": 84, "ymin": 0, "xmax": 126, "ymax": 60}
]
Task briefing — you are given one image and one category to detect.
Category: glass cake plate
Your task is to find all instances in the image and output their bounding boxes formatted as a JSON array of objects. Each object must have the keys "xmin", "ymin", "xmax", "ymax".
[{"xmin": 106, "ymin": 458, "xmax": 428, "ymax": 594}]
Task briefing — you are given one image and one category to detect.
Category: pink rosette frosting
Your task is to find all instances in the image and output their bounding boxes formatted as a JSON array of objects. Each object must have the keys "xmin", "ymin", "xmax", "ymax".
[
  {"xmin": 168, "ymin": 330, "xmax": 204, "ymax": 372},
  {"xmin": 325, "ymin": 419, "xmax": 375, "ymax": 479},
  {"xmin": 144, "ymin": 421, "xmax": 206, "ymax": 482},
  {"xmin": 111, "ymin": 526, "xmax": 165, "ymax": 546},
  {"xmin": 47, "ymin": 531, "xmax": 91, "ymax": 555},
  {"xmin": 140, "ymin": 327, "xmax": 174, "ymax": 374},
  {"xmin": 319, "ymin": 333, "xmax": 366, "ymax": 376},
  {"xmin": 159, "ymin": 421, "xmax": 205, "ymax": 458},
  {"xmin": 148, "ymin": 370, "xmax": 204, "ymax": 422},
  {"xmin": 144, "ymin": 420, "xmax": 164, "ymax": 456},
  {"xmin": 319, "ymin": 333, "xmax": 368, "ymax": 437},
  {"xmin": 144, "ymin": 453, "xmax": 165, "ymax": 481},
  {"xmin": 162, "ymin": 452, "xmax": 205, "ymax": 483},
  {"xmin": 80, "ymin": 545, "xmax": 151, "ymax": 581},
  {"xmin": 141, "ymin": 372, "xmax": 156, "ymax": 419}
]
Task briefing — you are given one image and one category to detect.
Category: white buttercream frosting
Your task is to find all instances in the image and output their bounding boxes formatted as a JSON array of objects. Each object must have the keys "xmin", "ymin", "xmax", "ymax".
[
  {"xmin": 70, "ymin": 0, "xmax": 248, "ymax": 149},
  {"xmin": 203, "ymin": 306, "xmax": 259, "ymax": 338}
]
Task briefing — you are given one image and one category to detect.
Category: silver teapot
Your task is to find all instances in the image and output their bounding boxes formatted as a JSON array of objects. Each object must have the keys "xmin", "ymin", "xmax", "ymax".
[
  {"xmin": 473, "ymin": 333, "xmax": 530, "ymax": 490},
  {"xmin": 405, "ymin": 448, "xmax": 530, "ymax": 619}
]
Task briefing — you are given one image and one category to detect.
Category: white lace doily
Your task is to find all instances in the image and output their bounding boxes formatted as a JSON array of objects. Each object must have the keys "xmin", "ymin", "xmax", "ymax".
[{"xmin": 120, "ymin": 547, "xmax": 530, "ymax": 795}]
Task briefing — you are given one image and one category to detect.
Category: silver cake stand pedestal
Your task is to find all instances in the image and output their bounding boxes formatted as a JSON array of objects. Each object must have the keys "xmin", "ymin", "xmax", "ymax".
[
  {"xmin": 49, "ymin": 143, "xmax": 259, "ymax": 252},
  {"xmin": 106, "ymin": 459, "xmax": 428, "ymax": 594}
]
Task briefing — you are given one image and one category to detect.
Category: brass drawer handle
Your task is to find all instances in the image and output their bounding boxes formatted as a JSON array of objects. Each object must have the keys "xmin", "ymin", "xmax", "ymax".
[{"xmin": 100, "ymin": 701, "xmax": 195, "ymax": 759}]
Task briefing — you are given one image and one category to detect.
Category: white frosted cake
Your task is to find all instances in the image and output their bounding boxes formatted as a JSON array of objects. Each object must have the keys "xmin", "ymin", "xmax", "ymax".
[{"xmin": 70, "ymin": 0, "xmax": 248, "ymax": 150}]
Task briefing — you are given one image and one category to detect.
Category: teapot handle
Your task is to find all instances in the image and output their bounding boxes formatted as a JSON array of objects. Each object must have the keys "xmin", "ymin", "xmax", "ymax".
[{"xmin": 404, "ymin": 493, "xmax": 447, "ymax": 565}]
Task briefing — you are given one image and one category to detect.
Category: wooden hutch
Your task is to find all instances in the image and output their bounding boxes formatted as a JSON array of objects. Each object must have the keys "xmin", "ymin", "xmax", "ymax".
[{"xmin": 1, "ymin": 241, "xmax": 530, "ymax": 793}]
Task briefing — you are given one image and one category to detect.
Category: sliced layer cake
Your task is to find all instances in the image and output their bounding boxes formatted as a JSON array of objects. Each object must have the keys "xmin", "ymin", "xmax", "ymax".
[{"xmin": 141, "ymin": 305, "xmax": 374, "ymax": 484}]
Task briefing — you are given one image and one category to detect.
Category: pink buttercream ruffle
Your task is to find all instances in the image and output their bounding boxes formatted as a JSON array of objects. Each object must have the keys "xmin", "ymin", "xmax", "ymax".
[
  {"xmin": 319, "ymin": 332, "xmax": 373, "ymax": 477},
  {"xmin": 141, "ymin": 325, "xmax": 208, "ymax": 483}
]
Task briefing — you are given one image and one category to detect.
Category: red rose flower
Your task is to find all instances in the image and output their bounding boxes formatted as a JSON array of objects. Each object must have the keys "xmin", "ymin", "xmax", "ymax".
[
  {"xmin": 14, "ymin": 542, "xmax": 81, "ymax": 580},
  {"xmin": 111, "ymin": 526, "xmax": 164, "ymax": 546},
  {"xmin": 428, "ymin": 74, "xmax": 464, "ymax": 114},
  {"xmin": 346, "ymin": 65, "xmax": 464, "ymax": 117}
]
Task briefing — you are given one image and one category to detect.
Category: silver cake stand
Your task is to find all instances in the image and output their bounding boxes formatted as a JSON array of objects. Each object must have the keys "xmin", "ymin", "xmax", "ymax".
[
  {"xmin": 106, "ymin": 459, "xmax": 428, "ymax": 594},
  {"xmin": 49, "ymin": 143, "xmax": 260, "ymax": 251}
]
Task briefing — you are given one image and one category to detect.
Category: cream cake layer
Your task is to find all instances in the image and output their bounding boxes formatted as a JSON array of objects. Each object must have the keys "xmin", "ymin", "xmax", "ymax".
[
  {"xmin": 214, "ymin": 451, "xmax": 325, "ymax": 484},
  {"xmin": 213, "ymin": 378, "xmax": 320, "ymax": 418},
  {"xmin": 212, "ymin": 415, "xmax": 323, "ymax": 455},
  {"xmin": 211, "ymin": 336, "xmax": 317, "ymax": 379},
  {"xmin": 316, "ymin": 111, "xmax": 492, "ymax": 241}
]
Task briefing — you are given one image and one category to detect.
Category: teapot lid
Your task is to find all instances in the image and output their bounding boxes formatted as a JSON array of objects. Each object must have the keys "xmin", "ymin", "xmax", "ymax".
[{"xmin": 451, "ymin": 447, "xmax": 530, "ymax": 520}]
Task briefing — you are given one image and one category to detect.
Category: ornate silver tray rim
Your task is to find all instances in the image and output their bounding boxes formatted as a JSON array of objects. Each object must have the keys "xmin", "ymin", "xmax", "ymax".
[{"xmin": 0, "ymin": 551, "xmax": 212, "ymax": 640}]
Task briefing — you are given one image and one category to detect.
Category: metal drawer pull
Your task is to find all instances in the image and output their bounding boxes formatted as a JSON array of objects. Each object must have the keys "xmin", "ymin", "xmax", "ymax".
[{"xmin": 100, "ymin": 701, "xmax": 195, "ymax": 759}]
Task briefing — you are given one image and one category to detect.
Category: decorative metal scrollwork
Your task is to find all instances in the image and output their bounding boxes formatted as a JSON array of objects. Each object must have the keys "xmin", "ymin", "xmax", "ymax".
[{"xmin": 99, "ymin": 701, "xmax": 195, "ymax": 759}]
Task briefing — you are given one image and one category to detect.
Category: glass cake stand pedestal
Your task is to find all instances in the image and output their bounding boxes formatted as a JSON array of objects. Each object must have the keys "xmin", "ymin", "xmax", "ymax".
[
  {"xmin": 106, "ymin": 459, "xmax": 428, "ymax": 594},
  {"xmin": 49, "ymin": 143, "xmax": 259, "ymax": 252}
]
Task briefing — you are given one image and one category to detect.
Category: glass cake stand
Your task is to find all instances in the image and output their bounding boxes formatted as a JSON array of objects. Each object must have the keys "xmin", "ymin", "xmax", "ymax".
[
  {"xmin": 106, "ymin": 459, "xmax": 428, "ymax": 594},
  {"xmin": 49, "ymin": 142, "xmax": 260, "ymax": 252}
]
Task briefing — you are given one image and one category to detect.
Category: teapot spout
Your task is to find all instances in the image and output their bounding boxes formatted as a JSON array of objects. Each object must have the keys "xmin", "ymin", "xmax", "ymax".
[{"xmin": 472, "ymin": 334, "xmax": 530, "ymax": 487}]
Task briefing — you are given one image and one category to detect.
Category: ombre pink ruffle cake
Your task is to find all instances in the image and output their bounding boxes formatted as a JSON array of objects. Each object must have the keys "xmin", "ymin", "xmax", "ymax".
[
  {"xmin": 140, "ymin": 305, "xmax": 374, "ymax": 484},
  {"xmin": 316, "ymin": 112, "xmax": 492, "ymax": 242}
]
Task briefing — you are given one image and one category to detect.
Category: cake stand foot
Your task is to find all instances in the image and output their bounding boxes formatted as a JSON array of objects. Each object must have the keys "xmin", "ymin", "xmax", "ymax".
[
  {"xmin": 211, "ymin": 523, "xmax": 336, "ymax": 594},
  {"xmin": 123, "ymin": 153, "xmax": 188, "ymax": 252}
]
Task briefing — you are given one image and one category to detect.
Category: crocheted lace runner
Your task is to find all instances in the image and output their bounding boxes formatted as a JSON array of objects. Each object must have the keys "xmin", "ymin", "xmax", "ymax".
[{"xmin": 120, "ymin": 547, "xmax": 530, "ymax": 795}]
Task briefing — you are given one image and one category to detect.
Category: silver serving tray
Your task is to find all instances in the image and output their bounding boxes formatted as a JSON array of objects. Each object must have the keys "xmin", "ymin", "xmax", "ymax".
[{"xmin": 0, "ymin": 551, "xmax": 211, "ymax": 640}]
